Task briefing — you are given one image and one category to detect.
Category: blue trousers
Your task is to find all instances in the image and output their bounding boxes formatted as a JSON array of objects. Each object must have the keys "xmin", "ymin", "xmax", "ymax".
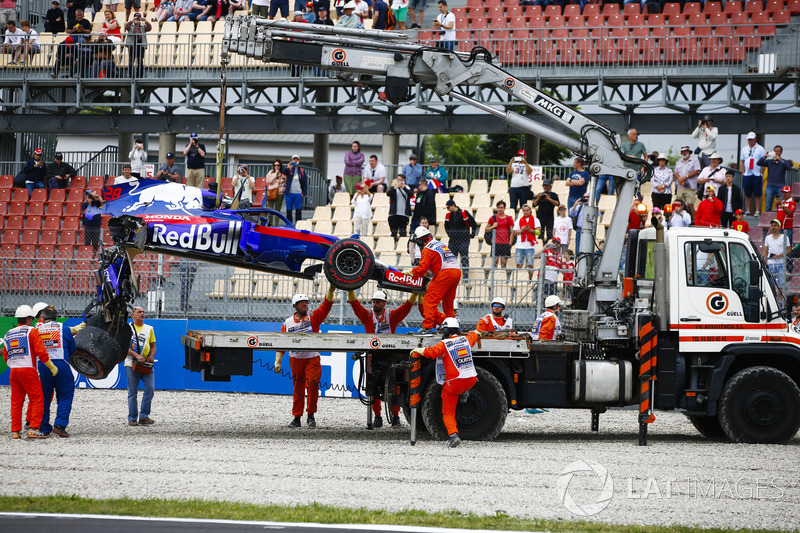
[
  {"xmin": 765, "ymin": 185, "xmax": 783, "ymax": 212},
  {"xmin": 37, "ymin": 359, "xmax": 75, "ymax": 433},
  {"xmin": 595, "ymin": 175, "xmax": 614, "ymax": 202},
  {"xmin": 127, "ymin": 366, "xmax": 155, "ymax": 421}
]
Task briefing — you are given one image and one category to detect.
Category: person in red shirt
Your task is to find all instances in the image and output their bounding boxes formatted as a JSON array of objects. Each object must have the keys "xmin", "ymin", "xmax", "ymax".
[
  {"xmin": 777, "ymin": 185, "xmax": 796, "ymax": 244},
  {"xmin": 411, "ymin": 317, "xmax": 478, "ymax": 448},
  {"xmin": 695, "ymin": 185, "xmax": 723, "ymax": 228},
  {"xmin": 275, "ymin": 285, "xmax": 335, "ymax": 429},
  {"xmin": 348, "ymin": 289, "xmax": 418, "ymax": 427},
  {"xmin": 476, "ymin": 297, "xmax": 513, "ymax": 332},
  {"xmin": 730, "ymin": 209, "xmax": 750, "ymax": 233},
  {"xmin": 406, "ymin": 225, "xmax": 461, "ymax": 334},
  {"xmin": 3, "ymin": 305, "xmax": 58, "ymax": 439},
  {"xmin": 627, "ymin": 197, "xmax": 647, "ymax": 231},
  {"xmin": 486, "ymin": 200, "xmax": 515, "ymax": 267}
]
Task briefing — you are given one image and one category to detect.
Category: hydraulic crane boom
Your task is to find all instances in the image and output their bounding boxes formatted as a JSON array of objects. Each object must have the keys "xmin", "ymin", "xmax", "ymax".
[{"xmin": 223, "ymin": 17, "xmax": 652, "ymax": 315}]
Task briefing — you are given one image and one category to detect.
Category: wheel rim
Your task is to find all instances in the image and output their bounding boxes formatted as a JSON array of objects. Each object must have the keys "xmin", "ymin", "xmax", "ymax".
[
  {"xmin": 745, "ymin": 388, "xmax": 783, "ymax": 427},
  {"xmin": 457, "ymin": 390, "xmax": 489, "ymax": 430},
  {"xmin": 336, "ymin": 248, "xmax": 364, "ymax": 277},
  {"xmin": 71, "ymin": 353, "xmax": 100, "ymax": 378}
]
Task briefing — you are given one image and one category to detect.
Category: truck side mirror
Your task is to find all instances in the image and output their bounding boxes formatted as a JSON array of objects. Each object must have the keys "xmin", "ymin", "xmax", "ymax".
[
  {"xmin": 749, "ymin": 286, "xmax": 762, "ymax": 302},
  {"xmin": 749, "ymin": 260, "xmax": 760, "ymax": 286}
]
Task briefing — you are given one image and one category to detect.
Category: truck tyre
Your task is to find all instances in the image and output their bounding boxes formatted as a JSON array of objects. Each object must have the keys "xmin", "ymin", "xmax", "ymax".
[
  {"xmin": 71, "ymin": 326, "xmax": 122, "ymax": 380},
  {"xmin": 686, "ymin": 415, "xmax": 727, "ymax": 440},
  {"xmin": 718, "ymin": 366, "xmax": 800, "ymax": 444},
  {"xmin": 323, "ymin": 238, "xmax": 375, "ymax": 291},
  {"xmin": 421, "ymin": 367, "xmax": 507, "ymax": 442}
]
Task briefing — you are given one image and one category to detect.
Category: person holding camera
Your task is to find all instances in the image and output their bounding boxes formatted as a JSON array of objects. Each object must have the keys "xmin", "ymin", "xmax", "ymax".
[
  {"xmin": 695, "ymin": 184, "xmax": 723, "ymax": 228},
  {"xmin": 46, "ymin": 152, "xmax": 77, "ymax": 190},
  {"xmin": 81, "ymin": 189, "xmax": 104, "ymax": 255},
  {"xmin": 124, "ymin": 11, "xmax": 150, "ymax": 78},
  {"xmin": 533, "ymin": 179, "xmax": 559, "ymax": 244},
  {"xmin": 128, "ymin": 138, "xmax": 147, "ymax": 178},
  {"xmin": 432, "ymin": 0, "xmax": 454, "ymax": 51},
  {"xmin": 283, "ymin": 154, "xmax": 308, "ymax": 224},
  {"xmin": 21, "ymin": 148, "xmax": 48, "ymax": 195},
  {"xmin": 506, "ymin": 149, "xmax": 532, "ymax": 210},
  {"xmin": 155, "ymin": 152, "xmax": 181, "ymax": 182},
  {"xmin": 233, "ymin": 163, "xmax": 254, "ymax": 208},
  {"xmin": 183, "ymin": 132, "xmax": 206, "ymax": 189},
  {"xmin": 759, "ymin": 145, "xmax": 794, "ymax": 212},
  {"xmin": 691, "ymin": 115, "xmax": 718, "ymax": 169}
]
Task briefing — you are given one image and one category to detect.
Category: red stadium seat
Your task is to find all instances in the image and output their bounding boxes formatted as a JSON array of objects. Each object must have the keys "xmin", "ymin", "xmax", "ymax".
[
  {"xmin": 48, "ymin": 188, "xmax": 67, "ymax": 203},
  {"xmin": 11, "ymin": 259, "xmax": 33, "ymax": 291},
  {"xmin": 5, "ymin": 216, "xmax": 24, "ymax": 230},
  {"xmin": 25, "ymin": 216, "xmax": 42, "ymax": 230},
  {"xmin": 730, "ymin": 11, "xmax": 749, "ymax": 24},
  {"xmin": 62, "ymin": 217, "xmax": 81, "ymax": 231},
  {"xmin": 694, "ymin": 25, "xmax": 712, "ymax": 36},
  {"xmin": 771, "ymin": 10, "xmax": 790, "ymax": 23},
  {"xmin": 567, "ymin": 15, "xmax": 584, "ymax": 27},
  {"xmin": 67, "ymin": 189, "xmax": 84, "ymax": 203},
  {"xmin": 0, "ymin": 203, "xmax": 7, "ymax": 216},
  {"xmin": 3, "ymin": 229, "xmax": 21, "ymax": 244},
  {"xmin": 687, "ymin": 13, "xmax": 706, "ymax": 26},
  {"xmin": 623, "ymin": 2, "xmax": 641, "ymax": 15},
  {"xmin": 8, "ymin": 202, "xmax": 26, "ymax": 216},
  {"xmin": 607, "ymin": 14, "xmax": 624, "ymax": 26},
  {"xmin": 0, "ymin": 243, "xmax": 16, "ymax": 258},
  {"xmin": 38, "ymin": 245, "xmax": 56, "ymax": 258},
  {"xmin": 60, "ymin": 230, "xmax": 79, "ymax": 245},
  {"xmin": 71, "ymin": 176, "xmax": 87, "ymax": 189},
  {"xmin": 724, "ymin": 0, "xmax": 743, "ymax": 13},
  {"xmin": 87, "ymin": 176, "xmax": 105, "ymax": 190},
  {"xmin": 528, "ymin": 15, "xmax": 546, "ymax": 27},
  {"xmin": 506, "ymin": 6, "xmax": 523, "ymax": 18},
  {"xmin": 548, "ymin": 14, "xmax": 565, "ymax": 26},
  {"xmin": 64, "ymin": 202, "xmax": 82, "ymax": 217},
  {"xmin": 45, "ymin": 200, "xmax": 63, "ymax": 217},
  {"xmin": 667, "ymin": 13, "xmax": 686, "ymax": 25},
  {"xmin": 544, "ymin": 4, "xmax": 561, "ymax": 18},
  {"xmin": 583, "ymin": 4, "xmax": 601, "ymax": 16},
  {"xmin": 744, "ymin": 0, "xmax": 762, "ymax": 12},
  {"xmin": 789, "ymin": 0, "xmax": 800, "ymax": 14},
  {"xmin": 40, "ymin": 231, "xmax": 58, "ymax": 245},
  {"xmin": 0, "ymin": 188, "xmax": 10, "ymax": 203},
  {"xmin": 27, "ymin": 202, "xmax": 45, "ymax": 216},
  {"xmin": 30, "ymin": 189, "xmax": 47, "ymax": 202},
  {"xmin": 483, "ymin": 0, "xmax": 500, "ymax": 7},
  {"xmin": 19, "ymin": 244, "xmax": 36, "ymax": 257},
  {"xmin": 647, "ymin": 13, "xmax": 665, "ymax": 26},
  {"xmin": 602, "ymin": 3, "xmax": 620, "ymax": 16},
  {"xmin": 757, "ymin": 24, "xmax": 776, "ymax": 35},
  {"xmin": 523, "ymin": 5, "xmax": 542, "ymax": 18},
  {"xmin": 683, "ymin": 2, "xmax": 702, "ymax": 14},
  {"xmin": 704, "ymin": 1, "xmax": 722, "ymax": 13},
  {"xmin": 55, "ymin": 246, "xmax": 75, "ymax": 260},
  {"xmin": 75, "ymin": 246, "xmax": 95, "ymax": 259},
  {"xmin": 20, "ymin": 230, "xmax": 39, "ymax": 245},
  {"xmin": 563, "ymin": 4, "xmax": 581, "ymax": 17},
  {"xmin": 586, "ymin": 14, "xmax": 604, "ymax": 27},
  {"xmin": 751, "ymin": 11, "xmax": 770, "ymax": 23},
  {"xmin": 610, "ymin": 26, "xmax": 629, "ymax": 38},
  {"xmin": 13, "ymin": 189, "xmax": 29, "ymax": 203},
  {"xmin": 708, "ymin": 12, "xmax": 727, "ymax": 25},
  {"xmin": 0, "ymin": 175, "xmax": 12, "ymax": 188},
  {"xmin": 509, "ymin": 16, "xmax": 527, "ymax": 28}
]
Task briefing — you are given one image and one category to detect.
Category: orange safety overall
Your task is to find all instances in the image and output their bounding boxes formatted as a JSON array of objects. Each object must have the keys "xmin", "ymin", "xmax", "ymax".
[
  {"xmin": 412, "ymin": 239, "xmax": 462, "ymax": 329},
  {"xmin": 4, "ymin": 325, "xmax": 50, "ymax": 433}
]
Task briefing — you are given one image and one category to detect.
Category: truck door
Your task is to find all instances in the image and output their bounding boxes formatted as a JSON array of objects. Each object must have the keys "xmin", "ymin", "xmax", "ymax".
[{"xmin": 675, "ymin": 239, "xmax": 764, "ymax": 351}]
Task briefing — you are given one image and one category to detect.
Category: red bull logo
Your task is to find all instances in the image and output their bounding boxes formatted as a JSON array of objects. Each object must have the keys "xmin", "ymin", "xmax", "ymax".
[
  {"xmin": 152, "ymin": 221, "xmax": 242, "ymax": 255},
  {"xmin": 386, "ymin": 270, "xmax": 424, "ymax": 287}
]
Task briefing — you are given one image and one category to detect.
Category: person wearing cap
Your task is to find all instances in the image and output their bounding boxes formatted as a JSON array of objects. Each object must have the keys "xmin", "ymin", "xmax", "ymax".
[
  {"xmin": 342, "ymin": 141, "xmax": 364, "ymax": 195},
  {"xmin": 45, "ymin": 1, "xmax": 66, "ymax": 34},
  {"xmin": 125, "ymin": 307, "xmax": 157, "ymax": 426},
  {"xmin": 444, "ymin": 198, "xmax": 477, "ymax": 271},
  {"xmin": 649, "ymin": 206, "xmax": 663, "ymax": 227},
  {"xmin": 21, "ymin": 148, "xmax": 47, "ymax": 195},
  {"xmin": 46, "ymin": 152, "xmax": 77, "ymax": 190},
  {"xmin": 764, "ymin": 219, "xmax": 791, "ymax": 290},
  {"xmin": 669, "ymin": 200, "xmax": 692, "ymax": 228},
  {"xmin": 552, "ymin": 203, "xmax": 573, "ymax": 252},
  {"xmin": 717, "ymin": 169, "xmax": 744, "ymax": 229},
  {"xmin": 183, "ymin": 132, "xmax": 206, "ymax": 189},
  {"xmin": 425, "ymin": 157, "xmax": 448, "ymax": 191},
  {"xmin": 759, "ymin": 145, "xmax": 794, "ymax": 212},
  {"xmin": 33, "ymin": 306, "xmax": 75, "ymax": 438},
  {"xmin": 387, "ymin": 173, "xmax": 412, "ymax": 239},
  {"xmin": 124, "ymin": 11, "xmax": 151, "ymax": 78},
  {"xmin": 337, "ymin": 1, "xmax": 361, "ymax": 27},
  {"xmin": 740, "ymin": 132, "xmax": 766, "ymax": 216},
  {"xmin": 362, "ymin": 154, "xmax": 387, "ymax": 193},
  {"xmin": 531, "ymin": 295, "xmax": 563, "ymax": 341},
  {"xmin": 3, "ymin": 305, "xmax": 58, "ymax": 439},
  {"xmin": 302, "ymin": 1, "xmax": 316, "ymax": 21},
  {"xmin": 696, "ymin": 152, "xmax": 725, "ymax": 197},
  {"xmin": 328, "ymin": 174, "xmax": 347, "ymax": 203},
  {"xmin": 313, "ymin": 4, "xmax": 334, "ymax": 24},
  {"xmin": 534, "ymin": 238, "xmax": 562, "ymax": 297},
  {"xmin": 506, "ymin": 149, "xmax": 532, "ymax": 210},
  {"xmin": 155, "ymin": 152, "xmax": 181, "ymax": 182},
  {"xmin": 348, "ymin": 289, "xmax": 418, "ymax": 427},
  {"xmin": 691, "ymin": 115, "xmax": 719, "ymax": 169},
  {"xmin": 533, "ymin": 179, "xmax": 559, "ymax": 244},
  {"xmin": 674, "ymin": 145, "xmax": 701, "ymax": 217},
  {"xmin": 291, "ymin": 9, "xmax": 304, "ymax": 21},
  {"xmin": 477, "ymin": 297, "xmax": 513, "ymax": 332},
  {"xmin": 730, "ymin": 209, "xmax": 749, "ymax": 233},
  {"xmin": 650, "ymin": 153, "xmax": 673, "ymax": 210},
  {"xmin": 275, "ymin": 284, "xmax": 335, "ymax": 428},
  {"xmin": 513, "ymin": 204, "xmax": 539, "ymax": 277},
  {"xmin": 399, "ymin": 153, "xmax": 421, "ymax": 192},
  {"xmin": 284, "ymin": 154, "xmax": 309, "ymax": 223},
  {"xmin": 128, "ymin": 137, "xmax": 147, "ymax": 178},
  {"xmin": 776, "ymin": 185, "xmax": 796, "ymax": 244},
  {"xmin": 566, "ymin": 157, "xmax": 589, "ymax": 211},
  {"xmin": 233, "ymin": 163, "xmax": 254, "ymax": 208},
  {"xmin": 695, "ymin": 184, "xmax": 723, "ymax": 228}
]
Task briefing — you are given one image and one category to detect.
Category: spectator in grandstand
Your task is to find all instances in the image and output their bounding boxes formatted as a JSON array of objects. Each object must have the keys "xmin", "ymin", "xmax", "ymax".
[
  {"xmin": 46, "ymin": 152, "xmax": 77, "ymax": 190},
  {"xmin": 352, "ymin": 0, "xmax": 369, "ymax": 25},
  {"xmin": 618, "ymin": 128, "xmax": 647, "ymax": 193},
  {"xmin": 566, "ymin": 157, "xmax": 589, "ymax": 211},
  {"xmin": 207, "ymin": 0, "xmax": 231, "ymax": 23},
  {"xmin": 650, "ymin": 153, "xmax": 673, "ymax": 210},
  {"xmin": 691, "ymin": 115, "xmax": 718, "ymax": 169},
  {"xmin": 741, "ymin": 132, "xmax": 766, "ymax": 216},
  {"xmin": 432, "ymin": 0, "xmax": 454, "ymax": 50},
  {"xmin": 513, "ymin": 203, "xmax": 539, "ymax": 278},
  {"xmin": 533, "ymin": 179, "xmax": 559, "ymax": 244},
  {"xmin": 695, "ymin": 185, "xmax": 723, "ymax": 228},
  {"xmin": 124, "ymin": 0, "xmax": 142, "ymax": 19},
  {"xmin": 90, "ymin": 31, "xmax": 116, "ymax": 76},
  {"xmin": 731, "ymin": 209, "xmax": 749, "ymax": 233},
  {"xmin": 303, "ymin": 1, "xmax": 316, "ymax": 21},
  {"xmin": 45, "ymin": 1, "xmax": 66, "ymax": 34},
  {"xmin": 267, "ymin": 159, "xmax": 286, "ymax": 212},
  {"xmin": 65, "ymin": 8, "xmax": 91, "ymax": 37},
  {"xmin": 486, "ymin": 200, "xmax": 514, "ymax": 268},
  {"xmin": 284, "ymin": 154, "xmax": 308, "ymax": 224},
  {"xmin": 51, "ymin": 31, "xmax": 88, "ymax": 78},
  {"xmin": 65, "ymin": 0, "xmax": 88, "ymax": 27},
  {"xmin": 411, "ymin": 179, "xmax": 436, "ymax": 232},
  {"xmin": 338, "ymin": 1, "xmax": 362, "ymax": 27},
  {"xmin": 764, "ymin": 219, "xmax": 790, "ymax": 290},
  {"xmin": 2, "ymin": 19, "xmax": 23, "ymax": 56},
  {"xmin": 759, "ymin": 145, "xmax": 794, "ymax": 212},
  {"xmin": 10, "ymin": 20, "xmax": 39, "ymax": 66},
  {"xmin": 425, "ymin": 157, "xmax": 448, "ymax": 191},
  {"xmin": 178, "ymin": 255, "xmax": 198, "ymax": 312},
  {"xmin": 269, "ymin": 0, "xmax": 290, "ymax": 19},
  {"xmin": 696, "ymin": 152, "xmax": 725, "ymax": 197},
  {"xmin": 22, "ymin": 148, "xmax": 47, "ymax": 194},
  {"xmin": 387, "ymin": 174, "xmax": 412, "ymax": 239},
  {"xmin": 372, "ymin": 0, "xmax": 391, "ymax": 29},
  {"xmin": 101, "ymin": 10, "xmax": 122, "ymax": 43},
  {"xmin": 180, "ymin": 0, "xmax": 212, "ymax": 21},
  {"xmin": 250, "ymin": 0, "xmax": 269, "ymax": 18},
  {"xmin": 183, "ymin": 133, "xmax": 206, "ymax": 189},
  {"xmin": 534, "ymin": 240, "xmax": 562, "ymax": 299},
  {"xmin": 562, "ymin": 249, "xmax": 575, "ymax": 301},
  {"xmin": 507, "ymin": 149, "xmax": 532, "ymax": 210},
  {"xmin": 275, "ymin": 288, "xmax": 335, "ymax": 429},
  {"xmin": 717, "ymin": 169, "xmax": 744, "ymax": 229},
  {"xmin": 328, "ymin": 175, "xmax": 347, "ymax": 204},
  {"xmin": 351, "ymin": 182, "xmax": 373, "ymax": 236},
  {"xmin": 669, "ymin": 200, "xmax": 692, "ymax": 228},
  {"xmin": 169, "ymin": 0, "xmax": 194, "ymax": 20},
  {"xmin": 312, "ymin": 0, "xmax": 331, "ymax": 14},
  {"xmin": 553, "ymin": 204, "xmax": 573, "ymax": 252},
  {"xmin": 153, "ymin": 1, "xmax": 175, "ymax": 22},
  {"xmin": 102, "ymin": 0, "xmax": 119, "ymax": 15},
  {"xmin": 674, "ymin": 145, "xmax": 700, "ymax": 218},
  {"xmin": 313, "ymin": 5, "xmax": 334, "ymax": 25},
  {"xmin": 126, "ymin": 306, "xmax": 157, "ymax": 426},
  {"xmin": 392, "ymin": 0, "xmax": 408, "ymax": 30},
  {"xmin": 363, "ymin": 154, "xmax": 388, "ymax": 193},
  {"xmin": 114, "ymin": 163, "xmax": 137, "ymax": 184},
  {"xmin": 776, "ymin": 185, "xmax": 796, "ymax": 245},
  {"xmin": 125, "ymin": 12, "xmax": 151, "ymax": 77},
  {"xmin": 409, "ymin": 215, "xmax": 429, "ymax": 264},
  {"xmin": 128, "ymin": 138, "xmax": 147, "ymax": 178},
  {"xmin": 154, "ymin": 152, "xmax": 181, "ymax": 182},
  {"xmin": 342, "ymin": 141, "xmax": 364, "ymax": 195},
  {"xmin": 81, "ymin": 189, "xmax": 103, "ymax": 255},
  {"xmin": 627, "ymin": 196, "xmax": 646, "ymax": 231},
  {"xmin": 444, "ymin": 198, "xmax": 477, "ymax": 271},
  {"xmin": 229, "ymin": 0, "xmax": 245, "ymax": 15},
  {"xmin": 401, "ymin": 153, "xmax": 422, "ymax": 192},
  {"xmin": 568, "ymin": 193, "xmax": 589, "ymax": 253},
  {"xmin": 233, "ymin": 164, "xmax": 254, "ymax": 208}
]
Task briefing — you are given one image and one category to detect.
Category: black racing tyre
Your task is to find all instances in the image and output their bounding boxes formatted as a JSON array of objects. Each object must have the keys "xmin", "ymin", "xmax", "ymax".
[
  {"xmin": 323, "ymin": 238, "xmax": 375, "ymax": 291},
  {"xmin": 718, "ymin": 366, "xmax": 800, "ymax": 444},
  {"xmin": 71, "ymin": 326, "xmax": 122, "ymax": 380},
  {"xmin": 686, "ymin": 414, "xmax": 728, "ymax": 441},
  {"xmin": 87, "ymin": 311, "xmax": 132, "ymax": 364},
  {"xmin": 421, "ymin": 367, "xmax": 507, "ymax": 442}
]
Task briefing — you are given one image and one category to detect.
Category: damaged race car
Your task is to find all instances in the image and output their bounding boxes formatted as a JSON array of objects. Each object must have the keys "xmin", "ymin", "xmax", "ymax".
[{"xmin": 71, "ymin": 178, "xmax": 427, "ymax": 379}]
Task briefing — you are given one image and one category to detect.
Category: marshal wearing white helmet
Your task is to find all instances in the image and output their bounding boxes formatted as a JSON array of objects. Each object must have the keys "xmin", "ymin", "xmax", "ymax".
[
  {"xmin": 276, "ymin": 283, "xmax": 336, "ymax": 429},
  {"xmin": 477, "ymin": 296, "xmax": 513, "ymax": 332},
  {"xmin": 531, "ymin": 295, "xmax": 563, "ymax": 341},
  {"xmin": 347, "ymin": 288, "xmax": 420, "ymax": 427}
]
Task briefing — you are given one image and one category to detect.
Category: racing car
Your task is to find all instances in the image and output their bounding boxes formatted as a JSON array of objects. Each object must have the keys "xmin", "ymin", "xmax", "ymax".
[{"xmin": 70, "ymin": 179, "xmax": 427, "ymax": 380}]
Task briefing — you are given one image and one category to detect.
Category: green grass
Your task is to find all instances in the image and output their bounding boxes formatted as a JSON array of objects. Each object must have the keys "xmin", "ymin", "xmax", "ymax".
[{"xmin": 0, "ymin": 496, "xmax": 790, "ymax": 533}]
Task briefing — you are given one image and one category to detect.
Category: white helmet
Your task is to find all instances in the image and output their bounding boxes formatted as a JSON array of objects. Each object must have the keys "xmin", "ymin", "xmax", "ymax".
[
  {"xmin": 31, "ymin": 302, "xmax": 50, "ymax": 317},
  {"xmin": 371, "ymin": 290, "xmax": 388, "ymax": 301},
  {"xmin": 491, "ymin": 297, "xmax": 506, "ymax": 308},
  {"xmin": 15, "ymin": 305, "xmax": 34, "ymax": 319},
  {"xmin": 292, "ymin": 293, "xmax": 309, "ymax": 306},
  {"xmin": 442, "ymin": 317, "xmax": 459, "ymax": 329},
  {"xmin": 413, "ymin": 226, "xmax": 432, "ymax": 240},
  {"xmin": 544, "ymin": 295, "xmax": 563, "ymax": 309}
]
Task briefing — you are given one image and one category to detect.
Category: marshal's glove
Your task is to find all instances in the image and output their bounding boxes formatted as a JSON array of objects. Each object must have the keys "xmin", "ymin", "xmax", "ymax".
[
  {"xmin": 410, "ymin": 348, "xmax": 425, "ymax": 357},
  {"xmin": 326, "ymin": 285, "xmax": 336, "ymax": 302},
  {"xmin": 44, "ymin": 360, "xmax": 58, "ymax": 376},
  {"xmin": 408, "ymin": 293, "xmax": 418, "ymax": 304},
  {"xmin": 347, "ymin": 290, "xmax": 357, "ymax": 302},
  {"xmin": 274, "ymin": 352, "xmax": 284, "ymax": 374}
]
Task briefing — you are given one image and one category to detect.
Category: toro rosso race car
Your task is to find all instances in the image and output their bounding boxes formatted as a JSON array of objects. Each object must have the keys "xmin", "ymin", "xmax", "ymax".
[{"xmin": 70, "ymin": 179, "xmax": 426, "ymax": 380}]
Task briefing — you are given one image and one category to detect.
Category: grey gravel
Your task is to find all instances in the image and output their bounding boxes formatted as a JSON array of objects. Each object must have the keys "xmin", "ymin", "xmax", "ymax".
[{"xmin": 1, "ymin": 388, "xmax": 798, "ymax": 531}]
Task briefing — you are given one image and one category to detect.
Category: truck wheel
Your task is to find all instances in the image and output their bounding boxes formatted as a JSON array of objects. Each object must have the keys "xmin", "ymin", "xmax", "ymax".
[
  {"xmin": 323, "ymin": 238, "xmax": 375, "ymax": 291},
  {"xmin": 718, "ymin": 366, "xmax": 800, "ymax": 444},
  {"xmin": 421, "ymin": 367, "xmax": 507, "ymax": 442},
  {"xmin": 686, "ymin": 415, "xmax": 728, "ymax": 441},
  {"xmin": 71, "ymin": 326, "xmax": 122, "ymax": 380}
]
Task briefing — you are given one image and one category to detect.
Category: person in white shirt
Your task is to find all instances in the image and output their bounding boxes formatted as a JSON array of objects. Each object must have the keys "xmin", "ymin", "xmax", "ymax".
[
  {"xmin": 668, "ymin": 200, "xmax": 692, "ymax": 228},
  {"xmin": 506, "ymin": 149, "xmax": 532, "ymax": 210},
  {"xmin": 391, "ymin": 0, "xmax": 407, "ymax": 29},
  {"xmin": 764, "ymin": 219, "xmax": 791, "ymax": 290},
  {"xmin": 2, "ymin": 19, "xmax": 25, "ymax": 58},
  {"xmin": 362, "ymin": 154, "xmax": 387, "ymax": 193},
  {"xmin": 691, "ymin": 115, "xmax": 718, "ymax": 169},
  {"xmin": 12, "ymin": 20, "xmax": 39, "ymax": 65},
  {"xmin": 552, "ymin": 205, "xmax": 572, "ymax": 252},
  {"xmin": 113, "ymin": 164, "xmax": 139, "ymax": 184},
  {"xmin": 673, "ymin": 145, "xmax": 701, "ymax": 218},
  {"xmin": 740, "ymin": 132, "xmax": 767, "ymax": 217},
  {"xmin": 232, "ymin": 164, "xmax": 254, "ymax": 207},
  {"xmin": 352, "ymin": 0, "xmax": 369, "ymax": 25},
  {"xmin": 351, "ymin": 182, "xmax": 373, "ymax": 236},
  {"xmin": 432, "ymin": 0, "xmax": 455, "ymax": 51},
  {"xmin": 696, "ymin": 152, "xmax": 725, "ymax": 196},
  {"xmin": 512, "ymin": 204, "xmax": 539, "ymax": 278},
  {"xmin": 128, "ymin": 138, "xmax": 148, "ymax": 178}
]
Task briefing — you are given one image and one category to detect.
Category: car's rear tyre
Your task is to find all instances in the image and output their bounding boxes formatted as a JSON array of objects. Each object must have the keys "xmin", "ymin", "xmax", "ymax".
[
  {"xmin": 71, "ymin": 326, "xmax": 123, "ymax": 380},
  {"xmin": 323, "ymin": 238, "xmax": 375, "ymax": 291}
]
